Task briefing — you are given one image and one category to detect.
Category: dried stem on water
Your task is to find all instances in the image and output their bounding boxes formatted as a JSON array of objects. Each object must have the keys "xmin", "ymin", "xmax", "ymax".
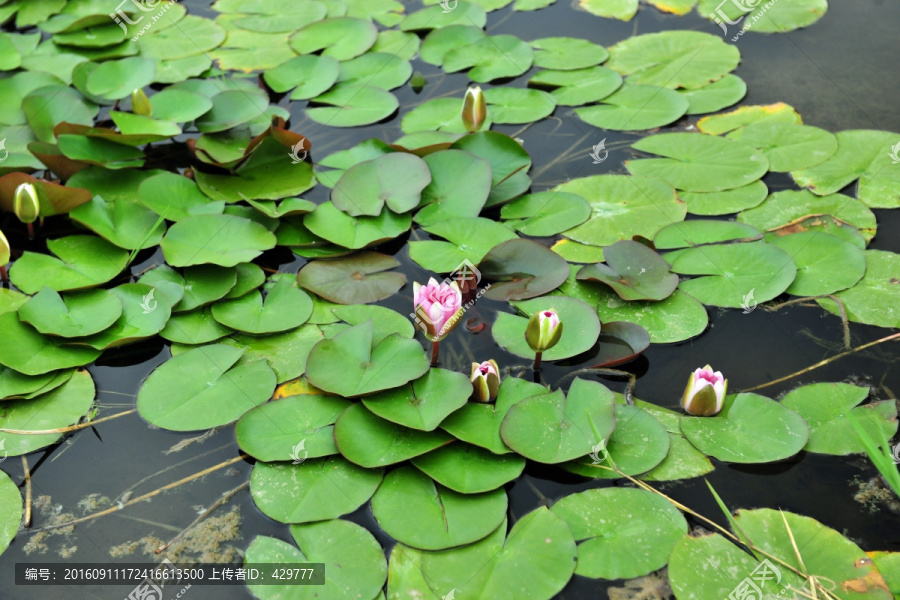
[
  {"xmin": 0, "ymin": 410, "xmax": 135, "ymax": 435},
  {"xmin": 22, "ymin": 457, "xmax": 31, "ymax": 528}
]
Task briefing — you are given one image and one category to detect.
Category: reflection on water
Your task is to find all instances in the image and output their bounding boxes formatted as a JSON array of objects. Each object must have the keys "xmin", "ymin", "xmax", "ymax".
[{"xmin": 1, "ymin": 0, "xmax": 899, "ymax": 598}]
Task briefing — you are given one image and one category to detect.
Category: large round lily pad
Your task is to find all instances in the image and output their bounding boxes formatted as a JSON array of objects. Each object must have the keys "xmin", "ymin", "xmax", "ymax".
[
  {"xmin": 331, "ymin": 153, "xmax": 431, "ymax": 217},
  {"xmin": 0, "ymin": 470, "xmax": 21, "ymax": 556},
  {"xmin": 726, "ymin": 121, "xmax": 838, "ymax": 172},
  {"xmin": 18, "ymin": 287, "xmax": 122, "ymax": 338},
  {"xmin": 0, "ymin": 312, "xmax": 101, "ymax": 376},
  {"xmin": 411, "ymin": 443, "xmax": 526, "ymax": 494},
  {"xmin": 302, "ymin": 201, "xmax": 411, "ymax": 249},
  {"xmin": 577, "ymin": 240, "xmax": 678, "ymax": 301},
  {"xmin": 818, "ymin": 250, "xmax": 900, "ymax": 329},
  {"xmin": 492, "ymin": 295, "xmax": 601, "ymax": 360},
  {"xmin": 362, "ymin": 368, "xmax": 472, "ymax": 431},
  {"xmin": 550, "ymin": 487, "xmax": 687, "ymax": 579},
  {"xmin": 595, "ymin": 288, "xmax": 709, "ymax": 344},
  {"xmin": 211, "ymin": 278, "xmax": 313, "ymax": 334},
  {"xmin": 478, "ymin": 238, "xmax": 570, "ymax": 301},
  {"xmin": 576, "ymin": 83, "xmax": 688, "ymax": 131},
  {"xmin": 371, "ymin": 465, "xmax": 507, "ymax": 550},
  {"xmin": 161, "ymin": 214, "xmax": 276, "ymax": 267},
  {"xmin": 766, "ymin": 231, "xmax": 866, "ymax": 296},
  {"xmin": 9, "ymin": 235, "xmax": 128, "ymax": 294},
  {"xmin": 297, "ymin": 252, "xmax": 406, "ymax": 304},
  {"xmin": 680, "ymin": 393, "xmax": 809, "ymax": 463}
]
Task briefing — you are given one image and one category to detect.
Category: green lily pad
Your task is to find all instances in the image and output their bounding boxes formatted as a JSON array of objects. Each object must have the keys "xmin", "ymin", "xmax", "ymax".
[
  {"xmin": 550, "ymin": 487, "xmax": 688, "ymax": 579},
  {"xmin": 0, "ymin": 470, "xmax": 21, "ymax": 555},
  {"xmin": 500, "ymin": 192, "xmax": 591, "ymax": 236},
  {"xmin": 306, "ymin": 321, "xmax": 429, "ymax": 397},
  {"xmin": 501, "ymin": 378, "xmax": 616, "ymax": 463},
  {"xmin": 235, "ymin": 394, "xmax": 352, "ymax": 462},
  {"xmin": 401, "ymin": 96, "xmax": 493, "ymax": 134},
  {"xmin": 766, "ymin": 231, "xmax": 866, "ymax": 296},
  {"xmin": 419, "ymin": 26, "xmax": 487, "ymax": 66},
  {"xmin": 0, "ymin": 367, "xmax": 71, "ymax": 402},
  {"xmin": 551, "ymin": 240, "xmax": 606, "ymax": 263},
  {"xmin": 697, "ymin": 102, "xmax": 801, "ymax": 135},
  {"xmin": 210, "ymin": 278, "xmax": 312, "ymax": 334},
  {"xmin": 250, "ymin": 457, "xmax": 383, "ymax": 524},
  {"xmin": 577, "ymin": 240, "xmax": 678, "ymax": 301},
  {"xmin": 18, "ymin": 287, "xmax": 121, "ymax": 338},
  {"xmin": 818, "ymin": 250, "xmax": 900, "ymax": 329},
  {"xmin": 529, "ymin": 66, "xmax": 623, "ymax": 106},
  {"xmin": 792, "ymin": 129, "xmax": 900, "ymax": 208},
  {"xmin": 578, "ymin": 0, "xmax": 638, "ymax": 19},
  {"xmin": 450, "ymin": 131, "xmax": 531, "ymax": 192},
  {"xmin": 171, "ymin": 265, "xmax": 236, "ymax": 312},
  {"xmin": 562, "ymin": 403, "xmax": 669, "ymax": 478},
  {"xmin": 492, "ymin": 296, "xmax": 601, "ymax": 360},
  {"xmin": 680, "ymin": 393, "xmax": 809, "ymax": 463},
  {"xmin": 576, "ymin": 83, "xmax": 688, "ymax": 131},
  {"xmin": 332, "ymin": 153, "xmax": 431, "ymax": 217},
  {"xmin": 246, "ymin": 519, "xmax": 386, "ymax": 600},
  {"xmin": 334, "ymin": 403, "xmax": 452, "ymax": 467},
  {"xmin": 400, "ymin": 2, "xmax": 486, "ymax": 31},
  {"xmin": 628, "ymin": 133, "xmax": 769, "ymax": 192},
  {"xmin": 160, "ymin": 307, "xmax": 232, "ymax": 345},
  {"xmin": 263, "ymin": 54, "xmax": 339, "ymax": 97},
  {"xmin": 69, "ymin": 195, "xmax": 165, "ymax": 250},
  {"xmin": 331, "ymin": 304, "xmax": 414, "ymax": 344},
  {"xmin": 290, "ymin": 17, "xmax": 377, "ymax": 60},
  {"xmin": 337, "ymin": 52, "xmax": 411, "ymax": 90},
  {"xmin": 671, "ymin": 241, "xmax": 796, "ymax": 308},
  {"xmin": 9, "ymin": 235, "xmax": 128, "ymax": 295},
  {"xmin": 415, "ymin": 508, "xmax": 576, "ymax": 599},
  {"xmin": 556, "ymin": 175, "xmax": 686, "ymax": 247},
  {"xmin": 643, "ymin": 433, "xmax": 715, "ymax": 482},
  {"xmin": 0, "ymin": 370, "xmax": 95, "ymax": 456},
  {"xmin": 307, "ymin": 83, "xmax": 400, "ymax": 127},
  {"xmin": 442, "ymin": 35, "xmax": 533, "ymax": 83},
  {"xmin": 84, "ymin": 56, "xmax": 155, "ymax": 100},
  {"xmin": 371, "ymin": 29, "xmax": 420, "ymax": 60},
  {"xmin": 137, "ymin": 344, "xmax": 276, "ymax": 431},
  {"xmin": 595, "ymin": 288, "xmax": 708, "ymax": 344},
  {"xmin": 371, "ymin": 465, "xmax": 507, "ymax": 550},
  {"xmin": 362, "ymin": 368, "xmax": 472, "ymax": 431},
  {"xmin": 606, "ymin": 30, "xmax": 740, "ymax": 89},
  {"xmin": 737, "ymin": 189, "xmax": 877, "ymax": 243},
  {"xmin": 710, "ymin": 0, "xmax": 828, "ymax": 33},
  {"xmin": 531, "ymin": 37, "xmax": 608, "ymax": 70},
  {"xmin": 483, "ymin": 87, "xmax": 555, "ymax": 124},
  {"xmin": 137, "ymin": 172, "xmax": 224, "ymax": 222},
  {"xmin": 654, "ymin": 220, "xmax": 761, "ymax": 250},
  {"xmin": 478, "ymin": 238, "xmax": 570, "ymax": 301},
  {"xmin": 726, "ymin": 121, "xmax": 838, "ymax": 172},
  {"xmin": 161, "ymin": 214, "xmax": 276, "ymax": 267},
  {"xmin": 780, "ymin": 382, "xmax": 897, "ymax": 456},
  {"xmin": 679, "ymin": 180, "xmax": 768, "ymax": 216},
  {"xmin": 140, "ymin": 15, "xmax": 225, "ymax": 61},
  {"xmin": 409, "ymin": 217, "xmax": 518, "ymax": 273},
  {"xmin": 297, "ymin": 251, "xmax": 406, "ymax": 304},
  {"xmin": 679, "ymin": 74, "xmax": 746, "ymax": 115},
  {"xmin": 303, "ymin": 201, "xmax": 410, "ymax": 249},
  {"xmin": 411, "ymin": 443, "xmax": 526, "ymax": 494},
  {"xmin": 57, "ymin": 135, "xmax": 145, "ymax": 169},
  {"xmin": 147, "ymin": 88, "xmax": 213, "ymax": 122},
  {"xmin": 414, "ymin": 150, "xmax": 492, "ymax": 226},
  {"xmin": 222, "ymin": 324, "xmax": 324, "ymax": 384},
  {"xmin": 441, "ymin": 377, "xmax": 549, "ymax": 454}
]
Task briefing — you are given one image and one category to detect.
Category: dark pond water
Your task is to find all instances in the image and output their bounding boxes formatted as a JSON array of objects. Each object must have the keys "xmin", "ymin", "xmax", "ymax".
[{"xmin": 1, "ymin": 0, "xmax": 899, "ymax": 598}]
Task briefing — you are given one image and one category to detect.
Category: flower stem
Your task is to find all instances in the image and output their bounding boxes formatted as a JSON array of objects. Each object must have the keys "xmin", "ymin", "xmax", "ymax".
[
  {"xmin": 26, "ymin": 222, "xmax": 34, "ymax": 240},
  {"xmin": 0, "ymin": 265, "xmax": 7, "ymax": 283},
  {"xmin": 533, "ymin": 351, "xmax": 542, "ymax": 371},
  {"xmin": 431, "ymin": 341, "xmax": 440, "ymax": 366}
]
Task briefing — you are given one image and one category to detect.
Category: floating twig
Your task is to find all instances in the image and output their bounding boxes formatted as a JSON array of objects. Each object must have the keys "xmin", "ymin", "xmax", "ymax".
[
  {"xmin": 0, "ymin": 410, "xmax": 135, "ymax": 435},
  {"xmin": 22, "ymin": 457, "xmax": 31, "ymax": 529}
]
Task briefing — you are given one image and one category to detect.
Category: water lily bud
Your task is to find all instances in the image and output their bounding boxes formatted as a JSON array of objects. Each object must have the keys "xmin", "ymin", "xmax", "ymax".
[
  {"xmin": 461, "ymin": 85, "xmax": 487, "ymax": 133},
  {"xmin": 13, "ymin": 183, "xmax": 39, "ymax": 224},
  {"xmin": 470, "ymin": 360, "xmax": 500, "ymax": 403},
  {"xmin": 131, "ymin": 88, "xmax": 153, "ymax": 117},
  {"xmin": 413, "ymin": 278, "xmax": 464, "ymax": 342},
  {"xmin": 525, "ymin": 309, "xmax": 563, "ymax": 353},
  {"xmin": 681, "ymin": 365, "xmax": 727, "ymax": 416}
]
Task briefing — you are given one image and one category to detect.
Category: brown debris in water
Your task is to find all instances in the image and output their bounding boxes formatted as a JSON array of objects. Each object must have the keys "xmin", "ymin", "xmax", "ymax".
[
  {"xmin": 23, "ymin": 495, "xmax": 77, "ymax": 557},
  {"xmin": 608, "ymin": 569, "xmax": 674, "ymax": 600},
  {"xmin": 853, "ymin": 476, "xmax": 900, "ymax": 514}
]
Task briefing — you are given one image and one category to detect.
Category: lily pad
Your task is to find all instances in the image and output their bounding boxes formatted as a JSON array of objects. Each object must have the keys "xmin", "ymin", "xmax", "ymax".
[
  {"xmin": 332, "ymin": 153, "xmax": 431, "ymax": 217},
  {"xmin": 679, "ymin": 180, "xmax": 768, "ymax": 216},
  {"xmin": 222, "ymin": 324, "xmax": 325, "ymax": 384},
  {"xmin": 442, "ymin": 35, "xmax": 533, "ymax": 83},
  {"xmin": 0, "ymin": 312, "xmax": 101, "ymax": 375},
  {"xmin": 478, "ymin": 238, "xmax": 570, "ymax": 301},
  {"xmin": 696, "ymin": 102, "xmax": 801, "ymax": 135},
  {"xmin": 371, "ymin": 465, "xmax": 507, "ymax": 550},
  {"xmin": 84, "ymin": 56, "xmax": 155, "ymax": 100},
  {"xmin": 0, "ymin": 370, "xmax": 95, "ymax": 456},
  {"xmin": 577, "ymin": 240, "xmax": 678, "ymax": 301},
  {"xmin": 250, "ymin": 457, "xmax": 383, "ymax": 524},
  {"xmin": 493, "ymin": 295, "xmax": 601, "ymax": 360},
  {"xmin": 556, "ymin": 175, "xmax": 686, "ymax": 247},
  {"xmin": 576, "ymin": 83, "xmax": 688, "ymax": 131},
  {"xmin": 411, "ymin": 443, "xmax": 526, "ymax": 494},
  {"xmin": 654, "ymin": 220, "xmax": 761, "ymax": 250},
  {"xmin": 303, "ymin": 201, "xmax": 411, "ymax": 249},
  {"xmin": 235, "ymin": 394, "xmax": 352, "ymax": 462},
  {"xmin": 501, "ymin": 378, "xmax": 616, "ymax": 463},
  {"xmin": 578, "ymin": 0, "xmax": 638, "ymax": 19},
  {"xmin": 290, "ymin": 17, "xmax": 377, "ymax": 60},
  {"xmin": 161, "ymin": 214, "xmax": 276, "ymax": 268},
  {"xmin": 726, "ymin": 121, "xmax": 838, "ymax": 172},
  {"xmin": 138, "ymin": 172, "xmax": 224, "ymax": 222},
  {"xmin": 549, "ymin": 487, "xmax": 688, "ymax": 579},
  {"xmin": 297, "ymin": 252, "xmax": 406, "ymax": 304},
  {"xmin": 628, "ymin": 133, "xmax": 769, "ymax": 192},
  {"xmin": 263, "ymin": 54, "xmax": 339, "ymax": 97},
  {"xmin": 137, "ymin": 344, "xmax": 276, "ymax": 431},
  {"xmin": 414, "ymin": 150, "xmax": 492, "ymax": 226},
  {"xmin": 173, "ymin": 265, "xmax": 236, "ymax": 312},
  {"xmin": 679, "ymin": 74, "xmax": 746, "ymax": 115},
  {"xmin": 0, "ymin": 470, "xmax": 21, "ymax": 555},
  {"xmin": 160, "ymin": 307, "xmax": 233, "ymax": 345},
  {"xmin": 483, "ymin": 87, "xmax": 555, "ymax": 124},
  {"xmin": 680, "ymin": 393, "xmax": 809, "ymax": 463},
  {"xmin": 440, "ymin": 377, "xmax": 549, "ymax": 454},
  {"xmin": 210, "ymin": 278, "xmax": 312, "ymax": 334},
  {"xmin": 500, "ymin": 192, "xmax": 591, "ymax": 236},
  {"xmin": 409, "ymin": 217, "xmax": 518, "ymax": 273},
  {"xmin": 0, "ymin": 367, "xmax": 71, "ymax": 402},
  {"xmin": 450, "ymin": 131, "xmax": 531, "ymax": 191},
  {"xmin": 69, "ymin": 195, "xmax": 165, "ymax": 250},
  {"xmin": 307, "ymin": 83, "xmax": 398, "ymax": 127},
  {"xmin": 818, "ymin": 250, "xmax": 900, "ymax": 329},
  {"xmin": 9, "ymin": 235, "xmax": 128, "ymax": 295},
  {"xmin": 362, "ymin": 368, "xmax": 472, "ymax": 431},
  {"xmin": 595, "ymin": 288, "xmax": 709, "ymax": 344},
  {"xmin": 531, "ymin": 37, "xmax": 608, "ymax": 70},
  {"xmin": 400, "ymin": 2, "xmax": 487, "ymax": 31},
  {"xmin": 334, "ymin": 403, "xmax": 452, "ymax": 467},
  {"xmin": 671, "ymin": 241, "xmax": 796, "ymax": 308},
  {"xmin": 401, "ymin": 96, "xmax": 493, "ymax": 134},
  {"xmin": 337, "ymin": 52, "xmax": 412, "ymax": 90},
  {"xmin": 767, "ymin": 231, "xmax": 866, "ymax": 296},
  {"xmin": 529, "ymin": 66, "xmax": 623, "ymax": 106},
  {"xmin": 306, "ymin": 321, "xmax": 430, "ymax": 397},
  {"xmin": 18, "ymin": 287, "xmax": 121, "ymax": 338}
]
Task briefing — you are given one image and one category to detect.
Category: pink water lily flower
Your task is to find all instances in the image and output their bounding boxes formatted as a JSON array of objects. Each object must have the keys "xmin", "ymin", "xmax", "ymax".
[
  {"xmin": 413, "ymin": 278, "xmax": 465, "ymax": 364},
  {"xmin": 681, "ymin": 365, "xmax": 728, "ymax": 416}
]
